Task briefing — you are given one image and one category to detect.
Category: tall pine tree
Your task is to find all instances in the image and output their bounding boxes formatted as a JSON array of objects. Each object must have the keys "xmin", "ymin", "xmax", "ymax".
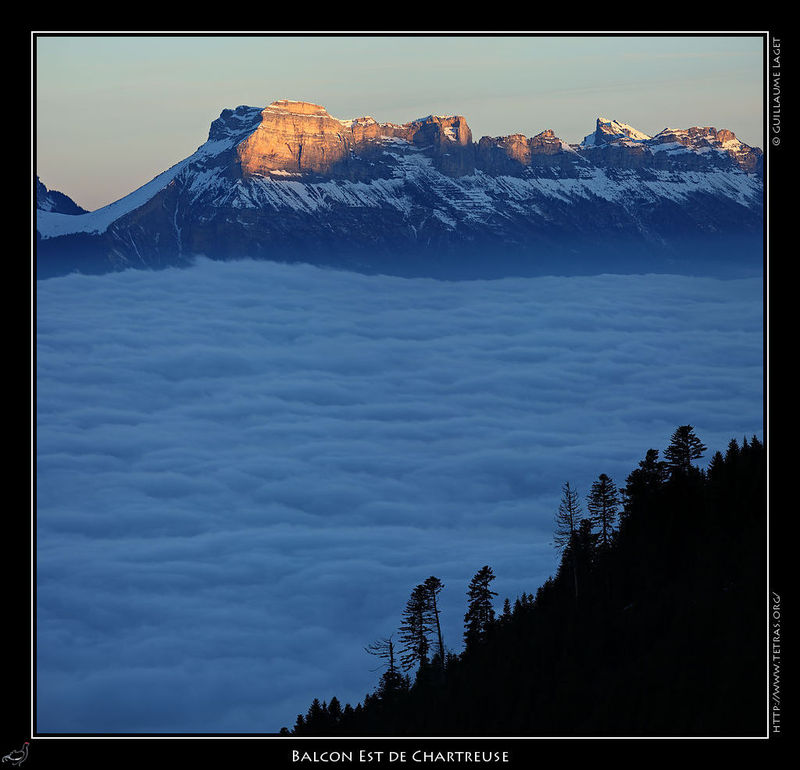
[
  {"xmin": 398, "ymin": 584, "xmax": 432, "ymax": 671},
  {"xmin": 554, "ymin": 481, "xmax": 583, "ymax": 599},
  {"xmin": 422, "ymin": 576, "xmax": 446, "ymax": 669},
  {"xmin": 553, "ymin": 481, "xmax": 582, "ymax": 550},
  {"xmin": 664, "ymin": 425, "xmax": 707, "ymax": 478},
  {"xmin": 587, "ymin": 473, "xmax": 619, "ymax": 550},
  {"xmin": 463, "ymin": 566, "xmax": 498, "ymax": 650}
]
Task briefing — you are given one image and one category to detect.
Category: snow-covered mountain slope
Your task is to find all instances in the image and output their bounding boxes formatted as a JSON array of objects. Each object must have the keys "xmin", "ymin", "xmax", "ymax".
[
  {"xmin": 36, "ymin": 101, "xmax": 764, "ymax": 279},
  {"xmin": 36, "ymin": 106, "xmax": 263, "ymax": 240},
  {"xmin": 37, "ymin": 160, "xmax": 194, "ymax": 239}
]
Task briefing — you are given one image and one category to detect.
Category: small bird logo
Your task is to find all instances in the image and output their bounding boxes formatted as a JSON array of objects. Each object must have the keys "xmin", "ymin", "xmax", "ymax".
[{"xmin": 1, "ymin": 742, "xmax": 29, "ymax": 767}]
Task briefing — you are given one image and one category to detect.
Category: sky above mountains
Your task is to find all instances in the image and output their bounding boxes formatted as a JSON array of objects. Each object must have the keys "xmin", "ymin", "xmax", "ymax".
[{"xmin": 35, "ymin": 33, "xmax": 765, "ymax": 212}]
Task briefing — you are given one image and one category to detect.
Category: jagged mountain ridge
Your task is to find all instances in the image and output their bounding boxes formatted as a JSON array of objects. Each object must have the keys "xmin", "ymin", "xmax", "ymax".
[
  {"xmin": 36, "ymin": 176, "xmax": 87, "ymax": 216},
  {"xmin": 36, "ymin": 100, "xmax": 764, "ymax": 279}
]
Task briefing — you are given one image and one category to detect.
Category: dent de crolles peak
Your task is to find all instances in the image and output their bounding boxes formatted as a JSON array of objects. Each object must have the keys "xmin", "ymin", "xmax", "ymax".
[{"xmin": 234, "ymin": 99, "xmax": 474, "ymax": 177}]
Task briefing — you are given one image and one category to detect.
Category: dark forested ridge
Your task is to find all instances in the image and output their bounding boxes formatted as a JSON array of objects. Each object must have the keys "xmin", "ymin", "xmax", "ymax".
[{"xmin": 284, "ymin": 427, "xmax": 766, "ymax": 738}]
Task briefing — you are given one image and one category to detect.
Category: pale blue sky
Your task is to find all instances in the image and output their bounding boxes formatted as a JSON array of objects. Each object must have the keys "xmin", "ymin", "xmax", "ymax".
[{"xmin": 35, "ymin": 34, "xmax": 765, "ymax": 211}]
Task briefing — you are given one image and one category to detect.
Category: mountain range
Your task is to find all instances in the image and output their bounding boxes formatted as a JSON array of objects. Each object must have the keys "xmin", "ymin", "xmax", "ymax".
[{"xmin": 35, "ymin": 99, "xmax": 764, "ymax": 279}]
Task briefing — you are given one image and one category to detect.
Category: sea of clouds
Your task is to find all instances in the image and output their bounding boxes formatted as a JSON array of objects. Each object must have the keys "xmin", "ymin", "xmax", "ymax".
[{"xmin": 36, "ymin": 257, "xmax": 763, "ymax": 733}]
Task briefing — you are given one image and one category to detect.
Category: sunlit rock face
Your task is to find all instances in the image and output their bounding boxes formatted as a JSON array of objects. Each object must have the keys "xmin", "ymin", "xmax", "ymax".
[
  {"xmin": 236, "ymin": 100, "xmax": 354, "ymax": 175},
  {"xmin": 235, "ymin": 100, "xmax": 474, "ymax": 177},
  {"xmin": 476, "ymin": 129, "xmax": 573, "ymax": 174}
]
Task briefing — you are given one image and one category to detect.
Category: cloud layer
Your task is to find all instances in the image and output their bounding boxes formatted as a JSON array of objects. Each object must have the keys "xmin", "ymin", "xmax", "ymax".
[{"xmin": 36, "ymin": 257, "xmax": 763, "ymax": 733}]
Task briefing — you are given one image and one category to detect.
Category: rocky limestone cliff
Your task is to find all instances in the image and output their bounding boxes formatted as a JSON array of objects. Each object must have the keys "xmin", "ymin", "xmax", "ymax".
[
  {"xmin": 476, "ymin": 129, "xmax": 573, "ymax": 173},
  {"xmin": 236, "ymin": 100, "xmax": 354, "ymax": 175},
  {"xmin": 235, "ymin": 100, "xmax": 474, "ymax": 177},
  {"xmin": 233, "ymin": 99, "xmax": 586, "ymax": 180},
  {"xmin": 231, "ymin": 102, "xmax": 761, "ymax": 181},
  {"xmin": 647, "ymin": 126, "xmax": 763, "ymax": 173}
]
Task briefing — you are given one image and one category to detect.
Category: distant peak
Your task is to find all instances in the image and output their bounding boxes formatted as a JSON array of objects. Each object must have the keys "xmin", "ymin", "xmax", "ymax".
[
  {"xmin": 653, "ymin": 125, "xmax": 739, "ymax": 143},
  {"xmin": 593, "ymin": 117, "xmax": 651, "ymax": 143},
  {"xmin": 650, "ymin": 126, "xmax": 739, "ymax": 149},
  {"xmin": 36, "ymin": 177, "xmax": 88, "ymax": 215}
]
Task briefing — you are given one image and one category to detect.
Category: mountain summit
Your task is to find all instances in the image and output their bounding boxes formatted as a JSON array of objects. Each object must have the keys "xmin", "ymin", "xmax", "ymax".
[
  {"xmin": 581, "ymin": 118, "xmax": 652, "ymax": 147},
  {"xmin": 36, "ymin": 100, "xmax": 763, "ymax": 279},
  {"xmin": 232, "ymin": 99, "xmax": 473, "ymax": 178}
]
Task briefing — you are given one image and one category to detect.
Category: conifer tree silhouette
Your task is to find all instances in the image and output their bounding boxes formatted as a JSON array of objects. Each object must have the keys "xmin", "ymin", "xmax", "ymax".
[
  {"xmin": 587, "ymin": 473, "xmax": 620, "ymax": 550},
  {"xmin": 422, "ymin": 576, "xmax": 446, "ymax": 669},
  {"xmin": 398, "ymin": 584, "xmax": 432, "ymax": 671},
  {"xmin": 664, "ymin": 425, "xmax": 707, "ymax": 477},
  {"xmin": 464, "ymin": 565, "xmax": 498, "ymax": 649},
  {"xmin": 621, "ymin": 449, "xmax": 668, "ymax": 522},
  {"xmin": 554, "ymin": 481, "xmax": 583, "ymax": 599}
]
